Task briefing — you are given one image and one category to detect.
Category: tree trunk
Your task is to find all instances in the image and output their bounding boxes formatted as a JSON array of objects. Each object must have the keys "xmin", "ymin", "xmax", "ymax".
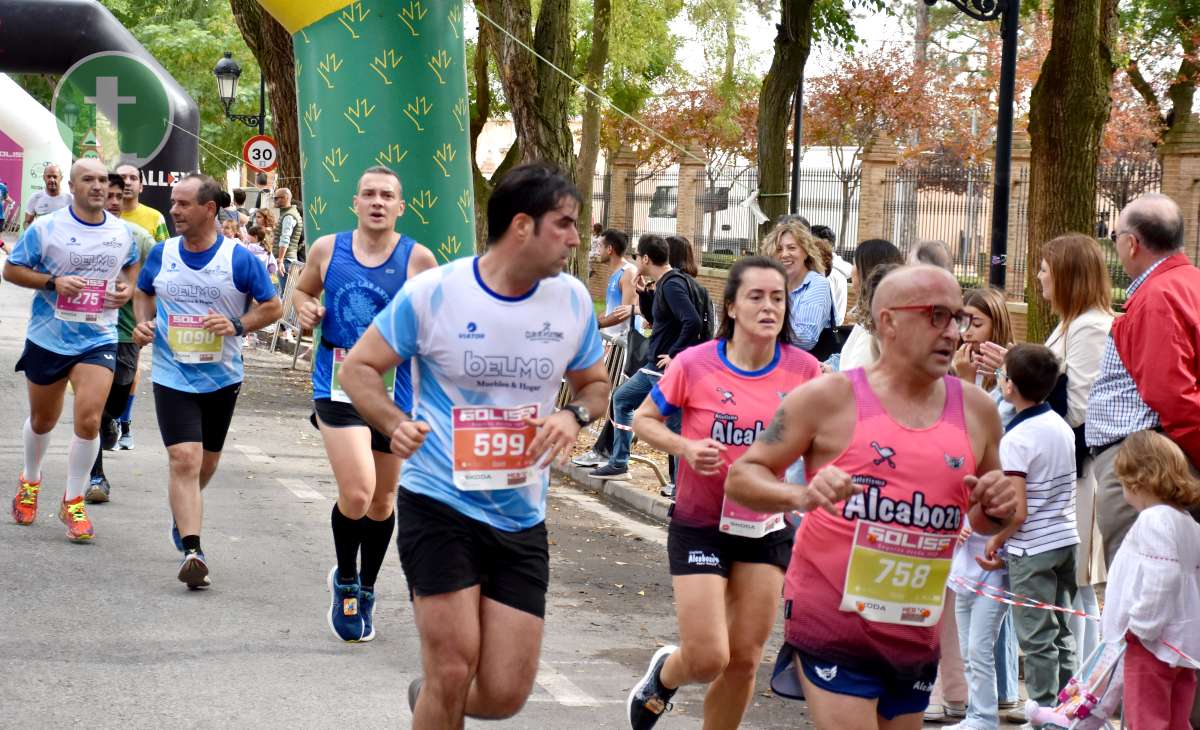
[
  {"xmin": 229, "ymin": 0, "xmax": 298, "ymax": 201},
  {"xmin": 575, "ymin": 0, "xmax": 613, "ymax": 279},
  {"xmin": 755, "ymin": 0, "xmax": 815, "ymax": 240},
  {"xmin": 474, "ymin": 0, "xmax": 578, "ymax": 272},
  {"xmin": 1025, "ymin": 0, "xmax": 1117, "ymax": 341}
]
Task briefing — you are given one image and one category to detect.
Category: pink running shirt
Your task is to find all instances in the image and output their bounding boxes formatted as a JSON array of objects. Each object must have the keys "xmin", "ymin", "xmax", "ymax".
[
  {"xmin": 651, "ymin": 339, "xmax": 821, "ymax": 529},
  {"xmin": 783, "ymin": 367, "xmax": 975, "ymax": 677}
]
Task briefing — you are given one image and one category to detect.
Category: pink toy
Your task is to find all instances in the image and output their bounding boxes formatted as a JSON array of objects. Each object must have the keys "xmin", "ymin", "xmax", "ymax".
[{"xmin": 1026, "ymin": 640, "xmax": 1125, "ymax": 730}]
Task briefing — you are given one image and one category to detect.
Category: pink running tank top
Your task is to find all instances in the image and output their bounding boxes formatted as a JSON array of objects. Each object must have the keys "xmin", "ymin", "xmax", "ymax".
[{"xmin": 783, "ymin": 368, "xmax": 975, "ymax": 677}]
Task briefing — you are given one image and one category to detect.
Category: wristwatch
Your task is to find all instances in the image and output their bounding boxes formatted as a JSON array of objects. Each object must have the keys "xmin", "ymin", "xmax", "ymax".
[
  {"xmin": 43, "ymin": 275, "xmax": 57, "ymax": 292},
  {"xmin": 562, "ymin": 403, "xmax": 592, "ymax": 427},
  {"xmin": 230, "ymin": 315, "xmax": 245, "ymax": 337}
]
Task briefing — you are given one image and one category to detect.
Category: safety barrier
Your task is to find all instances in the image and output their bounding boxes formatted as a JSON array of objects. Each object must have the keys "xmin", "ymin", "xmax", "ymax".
[
  {"xmin": 558, "ymin": 332, "xmax": 670, "ymax": 488},
  {"xmin": 269, "ymin": 262, "xmax": 313, "ymax": 371}
]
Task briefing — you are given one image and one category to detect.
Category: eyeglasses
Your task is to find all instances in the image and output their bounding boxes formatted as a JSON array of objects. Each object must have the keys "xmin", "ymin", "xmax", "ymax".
[{"xmin": 886, "ymin": 305, "xmax": 972, "ymax": 334}]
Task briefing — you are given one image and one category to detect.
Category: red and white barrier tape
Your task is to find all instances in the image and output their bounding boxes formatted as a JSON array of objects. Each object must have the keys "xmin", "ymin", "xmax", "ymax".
[{"xmin": 949, "ymin": 576, "xmax": 1200, "ymax": 669}]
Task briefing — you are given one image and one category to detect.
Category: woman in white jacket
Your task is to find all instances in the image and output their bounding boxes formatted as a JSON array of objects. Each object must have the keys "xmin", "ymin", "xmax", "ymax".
[
  {"xmin": 976, "ymin": 232, "xmax": 1115, "ymax": 662},
  {"xmin": 830, "ymin": 238, "xmax": 902, "ymax": 371}
]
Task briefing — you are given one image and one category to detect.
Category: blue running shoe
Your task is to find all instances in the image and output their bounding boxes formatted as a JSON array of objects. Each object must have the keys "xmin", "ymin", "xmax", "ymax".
[
  {"xmin": 178, "ymin": 550, "xmax": 210, "ymax": 589},
  {"xmin": 170, "ymin": 520, "xmax": 183, "ymax": 553},
  {"xmin": 360, "ymin": 587, "xmax": 377, "ymax": 642},
  {"xmin": 85, "ymin": 475, "xmax": 110, "ymax": 504},
  {"xmin": 326, "ymin": 566, "xmax": 364, "ymax": 642}
]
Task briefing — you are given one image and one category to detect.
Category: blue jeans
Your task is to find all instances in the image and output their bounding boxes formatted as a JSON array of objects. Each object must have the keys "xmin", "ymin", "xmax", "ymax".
[
  {"xmin": 956, "ymin": 589, "xmax": 1011, "ymax": 729},
  {"xmin": 995, "ymin": 608, "xmax": 1019, "ymax": 704},
  {"xmin": 1070, "ymin": 585, "xmax": 1100, "ymax": 664},
  {"xmin": 608, "ymin": 370, "xmax": 679, "ymax": 468}
]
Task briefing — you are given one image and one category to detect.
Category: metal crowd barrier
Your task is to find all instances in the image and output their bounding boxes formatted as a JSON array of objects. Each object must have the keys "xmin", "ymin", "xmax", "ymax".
[
  {"xmin": 269, "ymin": 262, "xmax": 313, "ymax": 370},
  {"xmin": 557, "ymin": 331, "xmax": 670, "ymax": 488}
]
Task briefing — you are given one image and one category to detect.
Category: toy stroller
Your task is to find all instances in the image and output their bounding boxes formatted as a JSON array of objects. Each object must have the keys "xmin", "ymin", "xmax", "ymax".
[{"xmin": 1025, "ymin": 639, "xmax": 1126, "ymax": 730}]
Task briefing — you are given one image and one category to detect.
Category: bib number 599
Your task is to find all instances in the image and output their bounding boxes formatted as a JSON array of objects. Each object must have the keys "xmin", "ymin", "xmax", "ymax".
[
  {"xmin": 875, "ymin": 558, "xmax": 931, "ymax": 589},
  {"xmin": 473, "ymin": 432, "xmax": 527, "ymax": 457}
]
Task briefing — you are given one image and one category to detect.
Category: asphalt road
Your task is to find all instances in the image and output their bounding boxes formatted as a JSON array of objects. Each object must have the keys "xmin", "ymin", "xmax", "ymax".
[{"xmin": 0, "ymin": 274, "xmax": 812, "ymax": 729}]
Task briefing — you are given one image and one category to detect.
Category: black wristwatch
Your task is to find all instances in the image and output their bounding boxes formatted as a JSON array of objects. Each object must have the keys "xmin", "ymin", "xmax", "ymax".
[
  {"xmin": 43, "ymin": 275, "xmax": 57, "ymax": 292},
  {"xmin": 562, "ymin": 403, "xmax": 592, "ymax": 427},
  {"xmin": 230, "ymin": 315, "xmax": 245, "ymax": 336}
]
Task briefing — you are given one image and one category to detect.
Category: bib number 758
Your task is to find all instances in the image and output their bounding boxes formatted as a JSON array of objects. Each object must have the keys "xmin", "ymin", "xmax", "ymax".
[{"xmin": 874, "ymin": 558, "xmax": 932, "ymax": 590}]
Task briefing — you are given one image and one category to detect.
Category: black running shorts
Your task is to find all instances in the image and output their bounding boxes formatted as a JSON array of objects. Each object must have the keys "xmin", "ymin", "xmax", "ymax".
[
  {"xmin": 394, "ymin": 487, "xmax": 550, "ymax": 618},
  {"xmin": 666, "ymin": 519, "xmax": 795, "ymax": 578},
  {"xmin": 310, "ymin": 398, "xmax": 391, "ymax": 454},
  {"xmin": 16, "ymin": 339, "xmax": 116, "ymax": 385},
  {"xmin": 114, "ymin": 342, "xmax": 141, "ymax": 387},
  {"xmin": 153, "ymin": 382, "xmax": 241, "ymax": 452}
]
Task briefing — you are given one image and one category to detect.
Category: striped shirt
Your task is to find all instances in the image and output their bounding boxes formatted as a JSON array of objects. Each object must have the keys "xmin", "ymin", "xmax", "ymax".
[
  {"xmin": 1085, "ymin": 256, "xmax": 1171, "ymax": 448},
  {"xmin": 788, "ymin": 270, "xmax": 834, "ymax": 351},
  {"xmin": 1001, "ymin": 403, "xmax": 1079, "ymax": 557}
]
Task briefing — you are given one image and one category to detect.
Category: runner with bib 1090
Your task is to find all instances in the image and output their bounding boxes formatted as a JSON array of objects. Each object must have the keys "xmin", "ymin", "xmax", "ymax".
[
  {"xmin": 292, "ymin": 165, "xmax": 438, "ymax": 643},
  {"xmin": 133, "ymin": 174, "xmax": 282, "ymax": 590},
  {"xmin": 5, "ymin": 159, "xmax": 138, "ymax": 543},
  {"xmin": 338, "ymin": 164, "xmax": 611, "ymax": 728}
]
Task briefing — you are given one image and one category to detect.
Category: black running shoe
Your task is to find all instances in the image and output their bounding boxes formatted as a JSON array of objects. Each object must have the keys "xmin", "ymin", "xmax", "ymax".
[{"xmin": 627, "ymin": 644, "xmax": 677, "ymax": 729}]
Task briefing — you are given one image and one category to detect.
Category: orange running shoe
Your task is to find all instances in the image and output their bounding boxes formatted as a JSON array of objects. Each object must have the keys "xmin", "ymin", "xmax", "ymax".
[
  {"xmin": 12, "ymin": 475, "xmax": 40, "ymax": 525},
  {"xmin": 58, "ymin": 496, "xmax": 95, "ymax": 543}
]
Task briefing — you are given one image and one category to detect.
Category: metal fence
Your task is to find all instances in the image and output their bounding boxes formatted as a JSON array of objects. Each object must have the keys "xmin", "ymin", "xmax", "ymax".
[{"xmin": 881, "ymin": 160, "xmax": 1162, "ymax": 301}]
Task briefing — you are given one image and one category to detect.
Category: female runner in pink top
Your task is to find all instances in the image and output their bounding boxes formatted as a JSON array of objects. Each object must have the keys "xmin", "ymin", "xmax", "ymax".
[{"xmin": 626, "ymin": 256, "xmax": 821, "ymax": 730}]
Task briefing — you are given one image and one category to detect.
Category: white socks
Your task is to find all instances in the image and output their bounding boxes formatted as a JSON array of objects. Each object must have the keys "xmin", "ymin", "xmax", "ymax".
[
  {"xmin": 22, "ymin": 418, "xmax": 51, "ymax": 484},
  {"xmin": 64, "ymin": 435, "xmax": 100, "ymax": 501}
]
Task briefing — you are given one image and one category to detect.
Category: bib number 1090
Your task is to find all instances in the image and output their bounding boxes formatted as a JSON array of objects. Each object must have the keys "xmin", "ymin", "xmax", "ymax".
[
  {"xmin": 874, "ymin": 558, "xmax": 932, "ymax": 590},
  {"xmin": 473, "ymin": 432, "xmax": 527, "ymax": 458}
]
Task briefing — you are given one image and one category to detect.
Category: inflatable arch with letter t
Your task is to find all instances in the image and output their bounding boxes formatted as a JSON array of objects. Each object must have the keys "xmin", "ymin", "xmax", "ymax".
[{"xmin": 256, "ymin": 0, "xmax": 475, "ymax": 262}]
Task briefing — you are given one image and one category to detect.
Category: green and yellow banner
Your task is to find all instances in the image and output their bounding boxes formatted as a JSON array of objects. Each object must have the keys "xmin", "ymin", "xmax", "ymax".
[{"xmin": 258, "ymin": 0, "xmax": 475, "ymax": 263}]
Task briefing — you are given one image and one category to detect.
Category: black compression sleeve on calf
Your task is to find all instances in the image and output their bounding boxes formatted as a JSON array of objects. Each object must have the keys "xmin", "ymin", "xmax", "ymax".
[
  {"xmin": 331, "ymin": 504, "xmax": 362, "ymax": 583},
  {"xmin": 358, "ymin": 512, "xmax": 396, "ymax": 589}
]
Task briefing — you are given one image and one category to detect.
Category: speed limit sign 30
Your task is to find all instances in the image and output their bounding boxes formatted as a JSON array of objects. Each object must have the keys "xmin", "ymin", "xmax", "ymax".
[{"xmin": 242, "ymin": 134, "xmax": 278, "ymax": 173}]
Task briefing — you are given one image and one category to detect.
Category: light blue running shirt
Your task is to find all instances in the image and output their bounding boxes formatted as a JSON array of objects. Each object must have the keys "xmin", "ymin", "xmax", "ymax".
[{"xmin": 373, "ymin": 257, "xmax": 604, "ymax": 532}]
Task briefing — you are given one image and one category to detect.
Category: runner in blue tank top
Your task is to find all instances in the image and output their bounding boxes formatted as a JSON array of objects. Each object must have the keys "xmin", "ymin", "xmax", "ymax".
[{"xmin": 291, "ymin": 166, "xmax": 437, "ymax": 642}]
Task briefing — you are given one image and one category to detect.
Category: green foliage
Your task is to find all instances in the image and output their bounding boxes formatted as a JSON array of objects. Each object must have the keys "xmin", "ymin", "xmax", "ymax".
[
  {"xmin": 134, "ymin": 14, "xmax": 260, "ymax": 180},
  {"xmin": 9, "ymin": 1, "xmax": 258, "ymax": 181}
]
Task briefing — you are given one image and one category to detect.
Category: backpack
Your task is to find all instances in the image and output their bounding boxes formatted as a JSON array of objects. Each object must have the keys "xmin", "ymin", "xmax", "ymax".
[{"xmin": 663, "ymin": 270, "xmax": 715, "ymax": 344}]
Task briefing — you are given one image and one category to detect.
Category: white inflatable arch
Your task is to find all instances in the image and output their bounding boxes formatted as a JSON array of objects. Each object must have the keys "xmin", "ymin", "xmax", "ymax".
[{"xmin": 0, "ymin": 73, "xmax": 73, "ymax": 228}]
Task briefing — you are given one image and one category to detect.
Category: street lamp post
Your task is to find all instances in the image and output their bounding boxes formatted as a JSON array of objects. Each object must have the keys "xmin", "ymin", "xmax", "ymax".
[
  {"xmin": 213, "ymin": 51, "xmax": 265, "ymax": 136},
  {"xmin": 923, "ymin": 0, "xmax": 1019, "ymax": 289}
]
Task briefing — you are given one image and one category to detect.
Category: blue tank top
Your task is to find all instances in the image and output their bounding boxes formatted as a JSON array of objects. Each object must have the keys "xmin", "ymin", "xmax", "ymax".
[{"xmin": 312, "ymin": 231, "xmax": 415, "ymax": 409}]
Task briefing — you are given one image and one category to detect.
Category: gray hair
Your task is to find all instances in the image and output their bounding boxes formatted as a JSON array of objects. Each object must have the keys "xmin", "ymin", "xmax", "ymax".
[
  {"xmin": 910, "ymin": 240, "xmax": 953, "ymax": 270},
  {"xmin": 1124, "ymin": 193, "xmax": 1184, "ymax": 253}
]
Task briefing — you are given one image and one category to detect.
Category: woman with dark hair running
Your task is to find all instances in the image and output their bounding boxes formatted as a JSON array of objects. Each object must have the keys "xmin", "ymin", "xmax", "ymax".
[{"xmin": 625, "ymin": 256, "xmax": 821, "ymax": 729}]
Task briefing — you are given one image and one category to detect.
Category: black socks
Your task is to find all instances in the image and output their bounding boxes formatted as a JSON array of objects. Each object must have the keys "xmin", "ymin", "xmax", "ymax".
[
  {"xmin": 182, "ymin": 535, "xmax": 201, "ymax": 553},
  {"xmin": 359, "ymin": 512, "xmax": 395, "ymax": 589},
  {"xmin": 331, "ymin": 504, "xmax": 362, "ymax": 583}
]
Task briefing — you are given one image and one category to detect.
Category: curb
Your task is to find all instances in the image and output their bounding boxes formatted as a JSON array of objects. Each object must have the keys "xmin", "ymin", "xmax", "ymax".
[{"xmin": 553, "ymin": 462, "xmax": 672, "ymax": 523}]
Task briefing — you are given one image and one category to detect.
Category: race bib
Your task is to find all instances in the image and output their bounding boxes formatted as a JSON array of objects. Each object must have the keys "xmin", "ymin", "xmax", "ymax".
[
  {"xmin": 840, "ymin": 521, "xmax": 955, "ymax": 627},
  {"xmin": 719, "ymin": 496, "xmax": 786, "ymax": 539},
  {"xmin": 451, "ymin": 404, "xmax": 539, "ymax": 491},
  {"xmin": 54, "ymin": 279, "xmax": 108, "ymax": 322},
  {"xmin": 167, "ymin": 314, "xmax": 223, "ymax": 364},
  {"xmin": 330, "ymin": 347, "xmax": 394, "ymax": 404}
]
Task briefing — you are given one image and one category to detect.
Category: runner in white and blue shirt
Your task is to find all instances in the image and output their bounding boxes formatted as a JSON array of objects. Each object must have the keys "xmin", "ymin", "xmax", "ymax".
[
  {"xmin": 5, "ymin": 159, "xmax": 138, "ymax": 543},
  {"xmin": 131, "ymin": 173, "xmax": 281, "ymax": 590},
  {"xmin": 336, "ymin": 164, "xmax": 610, "ymax": 726},
  {"xmin": 290, "ymin": 165, "xmax": 438, "ymax": 643}
]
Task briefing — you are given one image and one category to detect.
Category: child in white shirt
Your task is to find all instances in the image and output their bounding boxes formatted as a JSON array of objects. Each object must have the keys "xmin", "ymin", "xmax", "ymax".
[{"xmin": 1106, "ymin": 430, "xmax": 1200, "ymax": 729}]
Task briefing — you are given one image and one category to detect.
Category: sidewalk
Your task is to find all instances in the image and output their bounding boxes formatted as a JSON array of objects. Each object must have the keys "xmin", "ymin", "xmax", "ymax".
[{"xmin": 556, "ymin": 440, "xmax": 673, "ymax": 523}]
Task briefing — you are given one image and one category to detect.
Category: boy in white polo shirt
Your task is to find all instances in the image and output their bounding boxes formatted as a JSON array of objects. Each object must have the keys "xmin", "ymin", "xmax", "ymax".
[{"xmin": 997, "ymin": 343, "xmax": 1079, "ymax": 712}]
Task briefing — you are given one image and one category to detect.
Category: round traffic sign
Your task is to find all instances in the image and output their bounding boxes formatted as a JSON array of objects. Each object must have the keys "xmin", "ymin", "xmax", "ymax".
[{"xmin": 242, "ymin": 134, "xmax": 278, "ymax": 172}]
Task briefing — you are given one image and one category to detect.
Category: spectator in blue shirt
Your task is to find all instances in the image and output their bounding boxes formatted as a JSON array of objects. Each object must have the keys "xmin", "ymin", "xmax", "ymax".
[{"xmin": 761, "ymin": 220, "xmax": 832, "ymax": 351}]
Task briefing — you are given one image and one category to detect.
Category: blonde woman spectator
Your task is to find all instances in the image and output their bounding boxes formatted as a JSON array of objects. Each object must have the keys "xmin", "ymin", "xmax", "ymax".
[{"xmin": 762, "ymin": 221, "xmax": 832, "ymax": 352}]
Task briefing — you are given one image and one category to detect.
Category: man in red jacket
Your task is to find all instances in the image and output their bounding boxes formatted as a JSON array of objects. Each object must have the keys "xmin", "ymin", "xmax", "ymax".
[{"xmin": 1088, "ymin": 193, "xmax": 1200, "ymax": 567}]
